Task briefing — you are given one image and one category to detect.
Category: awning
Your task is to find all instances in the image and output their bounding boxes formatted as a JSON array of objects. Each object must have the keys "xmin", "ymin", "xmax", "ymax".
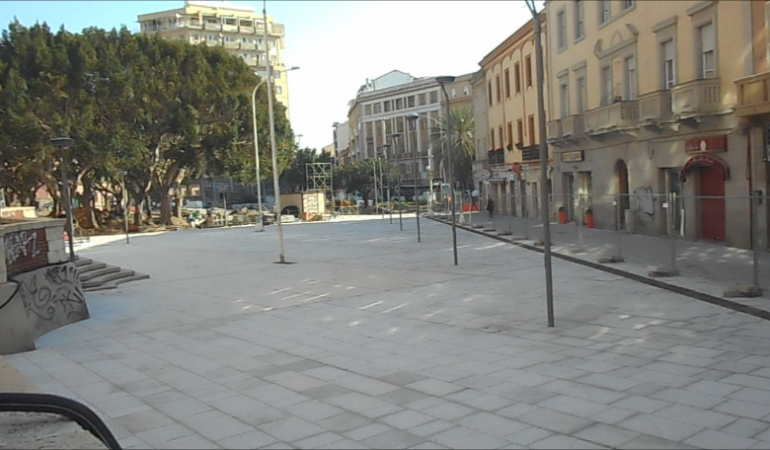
[{"xmin": 680, "ymin": 154, "xmax": 729, "ymax": 183}]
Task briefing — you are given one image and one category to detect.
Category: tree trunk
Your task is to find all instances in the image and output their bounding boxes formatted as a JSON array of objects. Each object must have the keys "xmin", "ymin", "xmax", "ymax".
[
  {"xmin": 131, "ymin": 191, "xmax": 144, "ymax": 227},
  {"xmin": 159, "ymin": 166, "xmax": 186, "ymax": 225},
  {"xmin": 78, "ymin": 181, "xmax": 96, "ymax": 229}
]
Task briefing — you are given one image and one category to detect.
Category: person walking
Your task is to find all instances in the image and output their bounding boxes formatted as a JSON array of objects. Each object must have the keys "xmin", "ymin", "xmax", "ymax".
[{"xmin": 487, "ymin": 197, "xmax": 494, "ymax": 219}]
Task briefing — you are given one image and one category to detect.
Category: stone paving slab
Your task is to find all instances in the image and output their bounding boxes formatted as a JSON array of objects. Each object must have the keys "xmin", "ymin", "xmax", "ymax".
[{"xmin": 5, "ymin": 218, "xmax": 770, "ymax": 449}]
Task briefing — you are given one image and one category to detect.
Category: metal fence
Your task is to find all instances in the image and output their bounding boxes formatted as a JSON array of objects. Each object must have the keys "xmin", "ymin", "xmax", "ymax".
[{"xmin": 460, "ymin": 192, "xmax": 768, "ymax": 291}]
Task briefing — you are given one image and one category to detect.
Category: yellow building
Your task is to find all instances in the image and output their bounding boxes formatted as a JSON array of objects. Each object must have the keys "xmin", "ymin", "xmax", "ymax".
[
  {"xmin": 137, "ymin": 0, "xmax": 292, "ymax": 116},
  {"xmin": 479, "ymin": 16, "xmax": 551, "ymax": 219},
  {"xmin": 545, "ymin": 0, "xmax": 755, "ymax": 248}
]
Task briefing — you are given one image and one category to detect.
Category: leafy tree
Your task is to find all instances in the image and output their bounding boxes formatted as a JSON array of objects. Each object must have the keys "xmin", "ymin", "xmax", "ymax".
[{"xmin": 430, "ymin": 104, "xmax": 475, "ymax": 188}]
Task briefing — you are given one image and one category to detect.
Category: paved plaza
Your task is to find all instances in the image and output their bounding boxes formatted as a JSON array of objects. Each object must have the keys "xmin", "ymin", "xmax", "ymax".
[{"xmin": 6, "ymin": 218, "xmax": 770, "ymax": 449}]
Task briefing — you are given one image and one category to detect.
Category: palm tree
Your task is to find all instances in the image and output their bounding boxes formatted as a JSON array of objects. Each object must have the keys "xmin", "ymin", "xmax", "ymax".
[{"xmin": 430, "ymin": 105, "xmax": 475, "ymax": 189}]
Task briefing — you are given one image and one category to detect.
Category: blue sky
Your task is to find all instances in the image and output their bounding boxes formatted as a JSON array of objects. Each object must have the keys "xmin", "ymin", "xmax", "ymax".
[{"xmin": 0, "ymin": 1, "xmax": 537, "ymax": 151}]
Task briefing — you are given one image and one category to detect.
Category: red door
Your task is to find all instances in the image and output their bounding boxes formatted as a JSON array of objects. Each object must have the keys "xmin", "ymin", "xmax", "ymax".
[{"xmin": 700, "ymin": 166, "xmax": 725, "ymax": 241}]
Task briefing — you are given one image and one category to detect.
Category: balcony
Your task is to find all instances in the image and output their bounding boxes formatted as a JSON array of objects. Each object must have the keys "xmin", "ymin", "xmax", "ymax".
[
  {"xmin": 271, "ymin": 24, "xmax": 285, "ymax": 36},
  {"xmin": 240, "ymin": 42, "xmax": 256, "ymax": 50},
  {"xmin": 638, "ymin": 90, "xmax": 672, "ymax": 125},
  {"xmin": 671, "ymin": 78, "xmax": 722, "ymax": 119},
  {"xmin": 204, "ymin": 22, "xmax": 221, "ymax": 31},
  {"xmin": 181, "ymin": 21, "xmax": 202, "ymax": 29},
  {"xmin": 222, "ymin": 23, "xmax": 238, "ymax": 33},
  {"xmin": 561, "ymin": 115, "xmax": 585, "ymax": 139},
  {"xmin": 547, "ymin": 120, "xmax": 562, "ymax": 142},
  {"xmin": 584, "ymin": 101, "xmax": 639, "ymax": 136},
  {"xmin": 224, "ymin": 41, "xmax": 239, "ymax": 49},
  {"xmin": 205, "ymin": 40, "xmax": 220, "ymax": 47},
  {"xmin": 487, "ymin": 150, "xmax": 505, "ymax": 166},
  {"xmin": 239, "ymin": 26, "xmax": 254, "ymax": 34},
  {"xmin": 735, "ymin": 71, "xmax": 770, "ymax": 117},
  {"xmin": 245, "ymin": 59, "xmax": 258, "ymax": 67}
]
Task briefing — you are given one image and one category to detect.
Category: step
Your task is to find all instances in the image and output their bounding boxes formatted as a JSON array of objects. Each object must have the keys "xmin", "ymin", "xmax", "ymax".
[
  {"xmin": 80, "ymin": 266, "xmax": 120, "ymax": 283},
  {"xmin": 74, "ymin": 258, "xmax": 93, "ymax": 267},
  {"xmin": 83, "ymin": 284, "xmax": 118, "ymax": 293},
  {"xmin": 112, "ymin": 273, "xmax": 151, "ymax": 287},
  {"xmin": 82, "ymin": 270, "xmax": 135, "ymax": 290},
  {"xmin": 77, "ymin": 262, "xmax": 107, "ymax": 275}
]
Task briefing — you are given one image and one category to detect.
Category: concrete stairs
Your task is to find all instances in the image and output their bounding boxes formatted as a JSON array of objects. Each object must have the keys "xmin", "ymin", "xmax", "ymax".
[{"xmin": 74, "ymin": 258, "xmax": 150, "ymax": 292}]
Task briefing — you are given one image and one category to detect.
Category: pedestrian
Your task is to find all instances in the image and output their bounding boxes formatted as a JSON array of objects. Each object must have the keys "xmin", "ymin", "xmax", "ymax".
[{"xmin": 487, "ymin": 197, "xmax": 494, "ymax": 219}]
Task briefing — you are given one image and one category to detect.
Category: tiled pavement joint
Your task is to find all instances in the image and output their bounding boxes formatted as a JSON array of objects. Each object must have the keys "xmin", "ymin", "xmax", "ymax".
[{"xmin": 426, "ymin": 215, "xmax": 770, "ymax": 323}]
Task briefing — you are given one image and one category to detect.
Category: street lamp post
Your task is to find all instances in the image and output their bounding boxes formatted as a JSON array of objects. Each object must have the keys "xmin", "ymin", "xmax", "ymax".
[
  {"xmin": 252, "ymin": 66, "xmax": 299, "ymax": 233},
  {"xmin": 435, "ymin": 77, "xmax": 458, "ymax": 266},
  {"xmin": 525, "ymin": 0, "xmax": 555, "ymax": 327},
  {"xmin": 50, "ymin": 136, "xmax": 76, "ymax": 262},
  {"xmin": 381, "ymin": 144, "xmax": 393, "ymax": 224},
  {"xmin": 390, "ymin": 133, "xmax": 403, "ymax": 231},
  {"xmin": 406, "ymin": 112, "xmax": 421, "ymax": 243}
]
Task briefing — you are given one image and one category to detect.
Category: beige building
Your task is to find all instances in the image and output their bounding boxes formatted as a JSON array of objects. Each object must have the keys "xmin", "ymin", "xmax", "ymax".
[
  {"xmin": 479, "ymin": 16, "xmax": 551, "ymax": 219},
  {"xmin": 545, "ymin": 0, "xmax": 760, "ymax": 249},
  {"xmin": 347, "ymin": 71, "xmax": 444, "ymax": 199},
  {"xmin": 137, "ymin": 0, "xmax": 292, "ymax": 116}
]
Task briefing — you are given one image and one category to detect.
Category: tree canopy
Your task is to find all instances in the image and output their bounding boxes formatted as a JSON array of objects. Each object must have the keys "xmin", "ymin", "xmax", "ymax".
[{"xmin": 0, "ymin": 20, "xmax": 295, "ymax": 226}]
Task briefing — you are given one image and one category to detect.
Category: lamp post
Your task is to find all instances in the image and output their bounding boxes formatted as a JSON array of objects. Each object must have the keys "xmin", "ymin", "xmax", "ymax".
[
  {"xmin": 50, "ymin": 136, "xmax": 76, "ymax": 262},
  {"xmin": 252, "ymin": 66, "xmax": 299, "ymax": 232},
  {"xmin": 525, "ymin": 0, "xmax": 555, "ymax": 327},
  {"xmin": 381, "ymin": 144, "xmax": 393, "ymax": 224},
  {"xmin": 390, "ymin": 132, "xmax": 403, "ymax": 231},
  {"xmin": 406, "ymin": 112, "xmax": 421, "ymax": 243},
  {"xmin": 435, "ymin": 76, "xmax": 458, "ymax": 266}
]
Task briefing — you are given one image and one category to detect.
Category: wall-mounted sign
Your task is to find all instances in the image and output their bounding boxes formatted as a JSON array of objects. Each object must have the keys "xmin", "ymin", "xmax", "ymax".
[
  {"xmin": 473, "ymin": 169, "xmax": 491, "ymax": 181},
  {"xmin": 561, "ymin": 150, "xmax": 584, "ymax": 163},
  {"xmin": 684, "ymin": 135, "xmax": 727, "ymax": 154}
]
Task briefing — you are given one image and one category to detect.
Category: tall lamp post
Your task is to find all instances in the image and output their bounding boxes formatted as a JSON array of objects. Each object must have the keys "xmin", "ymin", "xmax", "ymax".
[
  {"xmin": 435, "ymin": 76, "xmax": 458, "ymax": 266},
  {"xmin": 390, "ymin": 132, "xmax": 403, "ymax": 231},
  {"xmin": 406, "ymin": 112, "xmax": 421, "ymax": 242},
  {"xmin": 525, "ymin": 0, "xmax": 555, "ymax": 327},
  {"xmin": 381, "ymin": 144, "xmax": 393, "ymax": 224},
  {"xmin": 50, "ymin": 136, "xmax": 76, "ymax": 262},
  {"xmin": 252, "ymin": 66, "xmax": 299, "ymax": 232}
]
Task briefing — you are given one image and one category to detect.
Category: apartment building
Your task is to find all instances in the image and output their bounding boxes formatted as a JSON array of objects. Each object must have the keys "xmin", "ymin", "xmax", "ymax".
[
  {"xmin": 471, "ymin": 69, "xmax": 490, "ymax": 196},
  {"xmin": 479, "ymin": 16, "xmax": 551, "ymax": 219},
  {"xmin": 332, "ymin": 121, "xmax": 350, "ymax": 165},
  {"xmin": 347, "ymin": 70, "xmax": 444, "ymax": 199},
  {"xmin": 545, "ymin": 0, "xmax": 756, "ymax": 248},
  {"xmin": 734, "ymin": 0, "xmax": 770, "ymax": 250},
  {"xmin": 137, "ymin": 0, "xmax": 292, "ymax": 116}
]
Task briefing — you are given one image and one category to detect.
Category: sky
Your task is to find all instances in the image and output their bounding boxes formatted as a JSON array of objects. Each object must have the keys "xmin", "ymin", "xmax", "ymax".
[{"xmin": 0, "ymin": 1, "xmax": 538, "ymax": 152}]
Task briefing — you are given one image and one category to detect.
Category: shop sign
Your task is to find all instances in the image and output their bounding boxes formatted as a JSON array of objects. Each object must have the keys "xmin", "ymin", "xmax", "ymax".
[
  {"xmin": 685, "ymin": 135, "xmax": 727, "ymax": 154},
  {"xmin": 561, "ymin": 151, "xmax": 584, "ymax": 163}
]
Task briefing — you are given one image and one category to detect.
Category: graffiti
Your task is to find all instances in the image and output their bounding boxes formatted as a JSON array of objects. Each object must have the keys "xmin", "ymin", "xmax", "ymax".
[
  {"xmin": 4, "ymin": 230, "xmax": 48, "ymax": 276},
  {"xmin": 12, "ymin": 263, "xmax": 86, "ymax": 323},
  {"xmin": 633, "ymin": 186, "xmax": 656, "ymax": 216}
]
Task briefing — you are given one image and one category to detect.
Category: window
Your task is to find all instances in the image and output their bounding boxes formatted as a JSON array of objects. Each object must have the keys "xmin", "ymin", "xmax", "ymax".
[
  {"xmin": 525, "ymin": 56, "xmax": 533, "ymax": 87},
  {"xmin": 662, "ymin": 39, "xmax": 676, "ymax": 89},
  {"xmin": 559, "ymin": 79, "xmax": 570, "ymax": 118},
  {"xmin": 528, "ymin": 115, "xmax": 536, "ymax": 146},
  {"xmin": 601, "ymin": 65, "xmax": 613, "ymax": 105},
  {"xmin": 624, "ymin": 55, "xmax": 637, "ymax": 100},
  {"xmin": 407, "ymin": 96, "xmax": 415, "ymax": 107},
  {"xmin": 463, "ymin": 86, "xmax": 470, "ymax": 96},
  {"xmin": 365, "ymin": 105, "xmax": 372, "ymax": 116},
  {"xmin": 575, "ymin": 0, "xmax": 585, "ymax": 40},
  {"xmin": 396, "ymin": 98, "xmax": 403, "ymax": 110},
  {"xmin": 514, "ymin": 63, "xmax": 522, "ymax": 93},
  {"xmin": 498, "ymin": 126, "xmax": 504, "ymax": 150},
  {"xmin": 451, "ymin": 88, "xmax": 457, "ymax": 98},
  {"xmin": 622, "ymin": 0, "xmax": 635, "ymax": 10},
  {"xmin": 557, "ymin": 10, "xmax": 567, "ymax": 50},
  {"xmin": 699, "ymin": 22, "xmax": 716, "ymax": 79},
  {"xmin": 488, "ymin": 82, "xmax": 493, "ymax": 106},
  {"xmin": 506, "ymin": 122, "xmax": 513, "ymax": 148},
  {"xmin": 384, "ymin": 101, "xmax": 392, "ymax": 112},
  {"xmin": 429, "ymin": 91, "xmax": 438, "ymax": 103},
  {"xmin": 599, "ymin": 0, "xmax": 611, "ymax": 25},
  {"xmin": 576, "ymin": 75, "xmax": 587, "ymax": 113},
  {"xmin": 516, "ymin": 120, "xmax": 524, "ymax": 146},
  {"xmin": 490, "ymin": 129, "xmax": 496, "ymax": 149},
  {"xmin": 495, "ymin": 75, "xmax": 501, "ymax": 103},
  {"xmin": 504, "ymin": 69, "xmax": 511, "ymax": 98},
  {"xmin": 373, "ymin": 103, "xmax": 381, "ymax": 114},
  {"xmin": 276, "ymin": 86, "xmax": 283, "ymax": 95},
  {"xmin": 274, "ymin": 71, "xmax": 281, "ymax": 78}
]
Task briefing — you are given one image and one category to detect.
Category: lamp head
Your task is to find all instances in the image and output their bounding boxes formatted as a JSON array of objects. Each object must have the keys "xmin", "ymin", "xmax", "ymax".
[
  {"xmin": 435, "ymin": 76, "xmax": 456, "ymax": 85},
  {"xmin": 406, "ymin": 112, "xmax": 419, "ymax": 122}
]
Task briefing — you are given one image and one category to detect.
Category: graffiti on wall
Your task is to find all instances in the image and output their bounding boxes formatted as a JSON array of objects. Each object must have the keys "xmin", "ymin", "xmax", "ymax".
[
  {"xmin": 633, "ymin": 186, "xmax": 656, "ymax": 216},
  {"xmin": 4, "ymin": 229, "xmax": 49, "ymax": 276},
  {"xmin": 12, "ymin": 263, "xmax": 86, "ymax": 323}
]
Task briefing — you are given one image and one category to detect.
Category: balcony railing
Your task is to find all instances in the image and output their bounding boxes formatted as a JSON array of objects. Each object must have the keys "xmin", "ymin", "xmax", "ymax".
[
  {"xmin": 561, "ymin": 115, "xmax": 585, "ymax": 138},
  {"xmin": 204, "ymin": 22, "xmax": 221, "ymax": 31},
  {"xmin": 547, "ymin": 120, "xmax": 562, "ymax": 141},
  {"xmin": 271, "ymin": 24, "xmax": 285, "ymax": 36},
  {"xmin": 584, "ymin": 101, "xmax": 639, "ymax": 135},
  {"xmin": 487, "ymin": 151, "xmax": 505, "ymax": 165},
  {"xmin": 735, "ymin": 71, "xmax": 770, "ymax": 117},
  {"xmin": 222, "ymin": 23, "xmax": 238, "ymax": 32},
  {"xmin": 245, "ymin": 59, "xmax": 258, "ymax": 67},
  {"xmin": 224, "ymin": 41, "xmax": 239, "ymax": 49},
  {"xmin": 638, "ymin": 90, "xmax": 672, "ymax": 124},
  {"xmin": 205, "ymin": 40, "xmax": 220, "ymax": 47},
  {"xmin": 671, "ymin": 78, "xmax": 722, "ymax": 118},
  {"xmin": 240, "ymin": 42, "xmax": 256, "ymax": 50}
]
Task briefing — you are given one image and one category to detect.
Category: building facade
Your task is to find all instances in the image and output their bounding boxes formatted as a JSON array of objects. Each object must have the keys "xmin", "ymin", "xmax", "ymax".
[
  {"xmin": 347, "ymin": 71, "xmax": 445, "ymax": 199},
  {"xmin": 332, "ymin": 121, "xmax": 350, "ymax": 165},
  {"xmin": 479, "ymin": 16, "xmax": 552, "ymax": 220},
  {"xmin": 545, "ymin": 0, "xmax": 758, "ymax": 249},
  {"xmin": 137, "ymin": 0, "xmax": 292, "ymax": 116},
  {"xmin": 471, "ymin": 70, "xmax": 490, "ymax": 193}
]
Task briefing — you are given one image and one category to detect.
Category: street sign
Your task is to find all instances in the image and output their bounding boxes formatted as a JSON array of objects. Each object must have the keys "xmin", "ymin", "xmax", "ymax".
[{"xmin": 473, "ymin": 169, "xmax": 491, "ymax": 181}]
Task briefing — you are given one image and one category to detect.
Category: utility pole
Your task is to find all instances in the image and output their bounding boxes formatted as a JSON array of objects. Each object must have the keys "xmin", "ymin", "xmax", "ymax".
[{"xmin": 525, "ymin": 0, "xmax": 555, "ymax": 327}]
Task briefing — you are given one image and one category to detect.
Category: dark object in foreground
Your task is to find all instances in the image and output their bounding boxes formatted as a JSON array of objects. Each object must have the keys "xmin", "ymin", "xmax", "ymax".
[{"xmin": 0, "ymin": 392, "xmax": 122, "ymax": 449}]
